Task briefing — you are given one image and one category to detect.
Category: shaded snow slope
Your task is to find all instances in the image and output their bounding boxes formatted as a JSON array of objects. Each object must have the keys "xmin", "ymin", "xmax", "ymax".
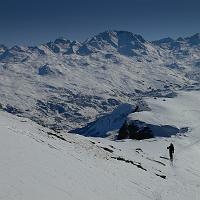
[
  {"xmin": 71, "ymin": 103, "xmax": 135, "ymax": 137},
  {"xmin": 71, "ymin": 100, "xmax": 150, "ymax": 138},
  {"xmin": 1, "ymin": 90, "xmax": 200, "ymax": 199}
]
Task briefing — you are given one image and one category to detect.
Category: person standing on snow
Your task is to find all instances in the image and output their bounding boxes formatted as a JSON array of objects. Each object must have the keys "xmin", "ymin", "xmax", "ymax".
[{"xmin": 167, "ymin": 143, "xmax": 175, "ymax": 161}]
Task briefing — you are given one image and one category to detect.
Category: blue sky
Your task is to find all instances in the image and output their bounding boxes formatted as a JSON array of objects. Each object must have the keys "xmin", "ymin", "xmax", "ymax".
[{"xmin": 0, "ymin": 0, "xmax": 199, "ymax": 46}]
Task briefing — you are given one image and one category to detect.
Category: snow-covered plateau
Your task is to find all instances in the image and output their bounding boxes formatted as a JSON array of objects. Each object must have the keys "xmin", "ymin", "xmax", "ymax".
[{"xmin": 1, "ymin": 90, "xmax": 200, "ymax": 200}]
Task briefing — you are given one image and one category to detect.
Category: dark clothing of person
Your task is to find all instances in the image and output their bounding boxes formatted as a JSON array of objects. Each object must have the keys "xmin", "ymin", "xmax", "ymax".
[
  {"xmin": 167, "ymin": 144, "xmax": 174, "ymax": 161},
  {"xmin": 134, "ymin": 105, "xmax": 139, "ymax": 112},
  {"xmin": 169, "ymin": 151, "xmax": 173, "ymax": 161}
]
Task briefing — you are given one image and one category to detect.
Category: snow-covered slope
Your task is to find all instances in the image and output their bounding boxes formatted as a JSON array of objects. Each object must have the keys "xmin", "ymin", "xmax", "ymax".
[
  {"xmin": 1, "ymin": 90, "xmax": 200, "ymax": 199},
  {"xmin": 0, "ymin": 30, "xmax": 200, "ymax": 132},
  {"xmin": 71, "ymin": 103, "xmax": 135, "ymax": 137},
  {"xmin": 71, "ymin": 100, "xmax": 150, "ymax": 138}
]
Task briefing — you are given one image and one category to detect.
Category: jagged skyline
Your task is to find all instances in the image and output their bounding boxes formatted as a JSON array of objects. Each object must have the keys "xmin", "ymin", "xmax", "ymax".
[
  {"xmin": 0, "ymin": 0, "xmax": 199, "ymax": 46},
  {"xmin": 0, "ymin": 30, "xmax": 200, "ymax": 49}
]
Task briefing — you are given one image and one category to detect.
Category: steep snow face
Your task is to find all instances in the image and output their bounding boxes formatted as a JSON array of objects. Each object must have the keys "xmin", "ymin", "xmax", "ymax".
[
  {"xmin": 0, "ymin": 31, "xmax": 200, "ymax": 131},
  {"xmin": 71, "ymin": 103, "xmax": 135, "ymax": 137},
  {"xmin": 1, "ymin": 90, "xmax": 200, "ymax": 200},
  {"xmin": 72, "ymin": 100, "xmax": 150, "ymax": 138}
]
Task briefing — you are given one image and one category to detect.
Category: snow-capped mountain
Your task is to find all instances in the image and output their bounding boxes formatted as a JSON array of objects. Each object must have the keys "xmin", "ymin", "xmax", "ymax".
[{"xmin": 0, "ymin": 30, "xmax": 200, "ymax": 132}]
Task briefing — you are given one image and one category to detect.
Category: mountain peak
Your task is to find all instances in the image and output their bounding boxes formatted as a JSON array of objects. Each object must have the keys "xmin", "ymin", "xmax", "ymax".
[
  {"xmin": 10, "ymin": 45, "xmax": 25, "ymax": 52},
  {"xmin": 54, "ymin": 37, "xmax": 71, "ymax": 45},
  {"xmin": 185, "ymin": 33, "xmax": 200, "ymax": 45},
  {"xmin": 82, "ymin": 30, "xmax": 147, "ymax": 56},
  {"xmin": 153, "ymin": 37, "xmax": 174, "ymax": 45},
  {"xmin": 90, "ymin": 30, "xmax": 146, "ymax": 43},
  {"xmin": 190, "ymin": 33, "xmax": 200, "ymax": 38}
]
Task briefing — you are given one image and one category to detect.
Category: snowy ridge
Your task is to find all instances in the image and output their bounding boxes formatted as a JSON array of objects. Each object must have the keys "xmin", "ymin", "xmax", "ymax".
[
  {"xmin": 71, "ymin": 103, "xmax": 135, "ymax": 137},
  {"xmin": 71, "ymin": 100, "xmax": 150, "ymax": 138}
]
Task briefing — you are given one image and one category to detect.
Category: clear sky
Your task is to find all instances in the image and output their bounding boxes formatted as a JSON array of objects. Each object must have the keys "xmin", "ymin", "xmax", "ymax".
[{"xmin": 0, "ymin": 0, "xmax": 200, "ymax": 46}]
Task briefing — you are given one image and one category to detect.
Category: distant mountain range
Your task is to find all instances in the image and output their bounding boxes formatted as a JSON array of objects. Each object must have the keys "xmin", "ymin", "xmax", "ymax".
[{"xmin": 0, "ymin": 30, "xmax": 200, "ymax": 133}]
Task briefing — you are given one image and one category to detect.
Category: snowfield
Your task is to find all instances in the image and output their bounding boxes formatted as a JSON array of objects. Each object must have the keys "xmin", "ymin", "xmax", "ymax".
[{"xmin": 1, "ymin": 90, "xmax": 200, "ymax": 200}]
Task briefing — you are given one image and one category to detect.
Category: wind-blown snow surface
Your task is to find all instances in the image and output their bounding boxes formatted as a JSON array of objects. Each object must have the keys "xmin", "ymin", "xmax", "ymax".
[
  {"xmin": 1, "ymin": 90, "xmax": 200, "ymax": 200},
  {"xmin": 0, "ymin": 30, "xmax": 200, "ymax": 131}
]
